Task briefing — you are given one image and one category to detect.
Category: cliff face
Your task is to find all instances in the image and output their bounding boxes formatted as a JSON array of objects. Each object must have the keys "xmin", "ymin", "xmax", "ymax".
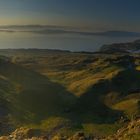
[{"xmin": 100, "ymin": 39, "xmax": 140, "ymax": 53}]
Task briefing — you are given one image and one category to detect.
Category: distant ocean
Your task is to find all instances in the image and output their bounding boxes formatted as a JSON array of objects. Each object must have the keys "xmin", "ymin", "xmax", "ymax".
[{"xmin": 0, "ymin": 32, "xmax": 139, "ymax": 52}]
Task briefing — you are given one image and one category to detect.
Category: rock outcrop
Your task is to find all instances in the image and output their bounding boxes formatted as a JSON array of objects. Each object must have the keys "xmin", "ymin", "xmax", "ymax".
[{"xmin": 105, "ymin": 119, "xmax": 140, "ymax": 140}]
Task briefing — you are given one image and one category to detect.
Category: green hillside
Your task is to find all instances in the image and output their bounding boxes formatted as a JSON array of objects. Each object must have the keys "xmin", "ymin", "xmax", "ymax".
[
  {"xmin": 0, "ymin": 50, "xmax": 140, "ymax": 138},
  {"xmin": 0, "ymin": 57, "xmax": 76, "ymax": 134}
]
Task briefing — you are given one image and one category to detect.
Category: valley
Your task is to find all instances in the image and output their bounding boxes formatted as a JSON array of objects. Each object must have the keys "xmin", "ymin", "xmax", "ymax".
[{"xmin": 0, "ymin": 42, "xmax": 139, "ymax": 139}]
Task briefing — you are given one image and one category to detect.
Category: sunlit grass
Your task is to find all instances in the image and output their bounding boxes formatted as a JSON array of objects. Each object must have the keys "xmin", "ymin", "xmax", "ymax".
[{"xmin": 113, "ymin": 98, "xmax": 140, "ymax": 118}]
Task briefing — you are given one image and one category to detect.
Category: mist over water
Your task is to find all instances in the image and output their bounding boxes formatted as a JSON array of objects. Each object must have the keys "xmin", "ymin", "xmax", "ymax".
[{"xmin": 0, "ymin": 32, "xmax": 139, "ymax": 52}]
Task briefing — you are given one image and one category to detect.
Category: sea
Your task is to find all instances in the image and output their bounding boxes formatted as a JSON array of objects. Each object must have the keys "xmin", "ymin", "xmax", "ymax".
[{"xmin": 0, "ymin": 32, "xmax": 139, "ymax": 52}]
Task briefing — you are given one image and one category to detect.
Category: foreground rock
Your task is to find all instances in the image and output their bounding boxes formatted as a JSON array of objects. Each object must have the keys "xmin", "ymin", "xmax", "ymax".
[
  {"xmin": 0, "ymin": 129, "xmax": 104, "ymax": 140},
  {"xmin": 0, "ymin": 127, "xmax": 46, "ymax": 140},
  {"xmin": 105, "ymin": 119, "xmax": 140, "ymax": 140}
]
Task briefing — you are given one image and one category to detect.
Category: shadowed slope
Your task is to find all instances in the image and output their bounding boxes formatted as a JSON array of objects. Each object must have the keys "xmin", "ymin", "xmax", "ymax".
[{"xmin": 0, "ymin": 59, "xmax": 76, "ymax": 124}]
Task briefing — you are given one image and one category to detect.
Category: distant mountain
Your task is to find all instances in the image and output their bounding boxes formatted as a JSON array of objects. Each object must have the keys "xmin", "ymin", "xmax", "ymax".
[
  {"xmin": 93, "ymin": 31, "xmax": 140, "ymax": 37},
  {"xmin": 100, "ymin": 39, "xmax": 140, "ymax": 53},
  {"xmin": 0, "ymin": 25, "xmax": 140, "ymax": 37},
  {"xmin": 70, "ymin": 30, "xmax": 140, "ymax": 37}
]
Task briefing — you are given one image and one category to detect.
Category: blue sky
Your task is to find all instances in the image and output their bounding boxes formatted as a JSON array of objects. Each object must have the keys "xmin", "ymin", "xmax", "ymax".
[{"xmin": 0, "ymin": 0, "xmax": 140, "ymax": 31}]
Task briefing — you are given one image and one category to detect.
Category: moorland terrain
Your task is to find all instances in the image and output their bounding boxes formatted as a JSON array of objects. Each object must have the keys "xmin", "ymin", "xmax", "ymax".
[{"xmin": 0, "ymin": 40, "xmax": 140, "ymax": 139}]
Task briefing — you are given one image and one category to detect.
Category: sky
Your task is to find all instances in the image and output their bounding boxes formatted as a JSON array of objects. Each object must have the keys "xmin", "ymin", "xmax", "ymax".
[{"xmin": 0, "ymin": 0, "xmax": 140, "ymax": 31}]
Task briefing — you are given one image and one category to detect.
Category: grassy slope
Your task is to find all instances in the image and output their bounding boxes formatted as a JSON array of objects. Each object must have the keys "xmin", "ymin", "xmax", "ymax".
[
  {"xmin": 22, "ymin": 52, "xmax": 140, "ymax": 136},
  {"xmin": 0, "ymin": 50, "xmax": 140, "ymax": 137},
  {"xmin": 0, "ymin": 58, "xmax": 77, "ymax": 133}
]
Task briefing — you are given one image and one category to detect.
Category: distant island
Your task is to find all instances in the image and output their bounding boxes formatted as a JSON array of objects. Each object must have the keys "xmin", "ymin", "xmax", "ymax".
[{"xmin": 0, "ymin": 25, "xmax": 140, "ymax": 37}]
